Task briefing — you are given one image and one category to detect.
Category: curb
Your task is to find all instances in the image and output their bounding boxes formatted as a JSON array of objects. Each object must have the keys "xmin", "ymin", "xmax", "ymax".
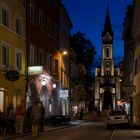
[{"xmin": 2, "ymin": 121, "xmax": 86, "ymax": 140}]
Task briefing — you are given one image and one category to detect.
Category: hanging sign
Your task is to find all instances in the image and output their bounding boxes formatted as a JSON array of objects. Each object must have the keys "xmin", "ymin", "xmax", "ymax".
[
  {"xmin": 5, "ymin": 70, "xmax": 20, "ymax": 81},
  {"xmin": 60, "ymin": 90, "xmax": 69, "ymax": 98}
]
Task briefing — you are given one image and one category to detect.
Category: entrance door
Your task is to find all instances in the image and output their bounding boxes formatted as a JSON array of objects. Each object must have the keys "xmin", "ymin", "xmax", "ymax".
[{"xmin": 103, "ymin": 90, "xmax": 112, "ymax": 110}]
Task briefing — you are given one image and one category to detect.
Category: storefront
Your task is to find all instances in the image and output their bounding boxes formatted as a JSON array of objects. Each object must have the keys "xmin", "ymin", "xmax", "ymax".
[
  {"xmin": 60, "ymin": 89, "xmax": 69, "ymax": 115},
  {"xmin": 0, "ymin": 88, "xmax": 5, "ymax": 112},
  {"xmin": 26, "ymin": 66, "xmax": 69, "ymax": 117}
]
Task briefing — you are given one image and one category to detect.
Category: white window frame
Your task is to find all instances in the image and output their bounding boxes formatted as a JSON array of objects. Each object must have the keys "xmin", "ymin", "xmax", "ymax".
[
  {"xmin": 39, "ymin": 48, "xmax": 45, "ymax": 66},
  {"xmin": 1, "ymin": 41, "xmax": 10, "ymax": 67},
  {"xmin": 15, "ymin": 15, "xmax": 23, "ymax": 36},
  {"xmin": 47, "ymin": 53, "xmax": 53, "ymax": 72},
  {"xmin": 39, "ymin": 10, "xmax": 44, "ymax": 30},
  {"xmin": 15, "ymin": 49, "xmax": 22, "ymax": 71},
  {"xmin": 47, "ymin": 18, "xmax": 51, "ymax": 33},
  {"xmin": 30, "ymin": 3, "xmax": 35, "ymax": 23},
  {"xmin": 1, "ymin": 2, "xmax": 10, "ymax": 28},
  {"xmin": 29, "ymin": 45, "xmax": 35, "ymax": 65}
]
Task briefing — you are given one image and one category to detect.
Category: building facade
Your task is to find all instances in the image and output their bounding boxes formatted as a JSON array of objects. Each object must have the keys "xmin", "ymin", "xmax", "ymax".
[
  {"xmin": 59, "ymin": 2, "xmax": 72, "ymax": 115},
  {"xmin": 94, "ymin": 7, "xmax": 121, "ymax": 111},
  {"xmin": 131, "ymin": 0, "xmax": 140, "ymax": 126},
  {"xmin": 0, "ymin": 0, "xmax": 26, "ymax": 112},
  {"xmin": 122, "ymin": 5, "xmax": 134, "ymax": 121},
  {"xmin": 26, "ymin": 0, "xmax": 72, "ymax": 117}
]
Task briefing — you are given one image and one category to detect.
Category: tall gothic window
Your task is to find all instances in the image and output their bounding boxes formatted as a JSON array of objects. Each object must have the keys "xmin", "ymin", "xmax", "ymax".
[{"xmin": 106, "ymin": 47, "xmax": 109, "ymax": 58}]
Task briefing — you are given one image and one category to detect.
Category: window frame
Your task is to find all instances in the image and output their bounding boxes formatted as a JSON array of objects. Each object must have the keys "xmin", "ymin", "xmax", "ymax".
[
  {"xmin": 1, "ymin": 41, "xmax": 10, "ymax": 67},
  {"xmin": 15, "ymin": 49, "xmax": 22, "ymax": 71},
  {"xmin": 1, "ymin": 2, "xmax": 10, "ymax": 28},
  {"xmin": 15, "ymin": 15, "xmax": 23, "ymax": 36}
]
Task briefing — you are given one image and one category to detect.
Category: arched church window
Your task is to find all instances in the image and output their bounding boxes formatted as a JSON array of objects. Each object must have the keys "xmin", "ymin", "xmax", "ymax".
[{"xmin": 106, "ymin": 47, "xmax": 109, "ymax": 57}]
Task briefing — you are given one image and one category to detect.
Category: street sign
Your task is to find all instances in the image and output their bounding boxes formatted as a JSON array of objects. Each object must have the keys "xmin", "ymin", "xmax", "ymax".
[
  {"xmin": 60, "ymin": 90, "xmax": 69, "ymax": 98},
  {"xmin": 28, "ymin": 66, "xmax": 43, "ymax": 75}
]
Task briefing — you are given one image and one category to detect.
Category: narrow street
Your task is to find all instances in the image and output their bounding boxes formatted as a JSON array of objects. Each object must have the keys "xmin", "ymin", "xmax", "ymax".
[{"xmin": 7, "ymin": 118, "xmax": 140, "ymax": 140}]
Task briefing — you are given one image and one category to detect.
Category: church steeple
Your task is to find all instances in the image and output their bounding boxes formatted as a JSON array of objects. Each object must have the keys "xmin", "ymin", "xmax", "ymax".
[{"xmin": 102, "ymin": 5, "xmax": 114, "ymax": 44}]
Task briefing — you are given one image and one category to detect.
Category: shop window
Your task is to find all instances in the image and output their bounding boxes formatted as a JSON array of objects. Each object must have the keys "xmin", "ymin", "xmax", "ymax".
[
  {"xmin": 49, "ymin": 99, "xmax": 52, "ymax": 113},
  {"xmin": 0, "ymin": 91, "xmax": 4, "ymax": 112}
]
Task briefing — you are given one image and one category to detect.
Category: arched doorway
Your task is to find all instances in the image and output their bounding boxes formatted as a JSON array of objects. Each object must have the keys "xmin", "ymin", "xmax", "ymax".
[{"xmin": 103, "ymin": 90, "xmax": 112, "ymax": 110}]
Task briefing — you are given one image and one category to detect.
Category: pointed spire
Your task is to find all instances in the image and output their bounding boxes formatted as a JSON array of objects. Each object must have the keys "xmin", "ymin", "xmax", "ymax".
[{"xmin": 102, "ymin": 3, "xmax": 113, "ymax": 38}]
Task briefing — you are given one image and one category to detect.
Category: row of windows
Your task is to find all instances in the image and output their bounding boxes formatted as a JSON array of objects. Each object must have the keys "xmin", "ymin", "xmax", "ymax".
[
  {"xmin": 1, "ymin": 42, "xmax": 22, "ymax": 70},
  {"xmin": 29, "ymin": 45, "xmax": 58, "ymax": 75},
  {"xmin": 30, "ymin": 3, "xmax": 58, "ymax": 40},
  {"xmin": 1, "ymin": 2, "xmax": 23, "ymax": 36}
]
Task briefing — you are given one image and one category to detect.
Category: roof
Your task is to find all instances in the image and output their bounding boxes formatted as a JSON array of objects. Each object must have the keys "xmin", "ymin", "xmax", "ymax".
[{"xmin": 102, "ymin": 6, "xmax": 114, "ymax": 38}]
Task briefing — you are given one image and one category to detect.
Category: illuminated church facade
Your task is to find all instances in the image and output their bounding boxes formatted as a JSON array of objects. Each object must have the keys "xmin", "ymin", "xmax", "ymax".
[{"xmin": 94, "ymin": 7, "xmax": 121, "ymax": 111}]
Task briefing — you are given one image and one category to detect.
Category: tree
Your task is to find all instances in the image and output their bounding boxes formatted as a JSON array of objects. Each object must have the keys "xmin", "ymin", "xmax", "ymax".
[
  {"xmin": 70, "ymin": 31, "xmax": 96, "ymax": 112},
  {"xmin": 70, "ymin": 31, "xmax": 96, "ymax": 75}
]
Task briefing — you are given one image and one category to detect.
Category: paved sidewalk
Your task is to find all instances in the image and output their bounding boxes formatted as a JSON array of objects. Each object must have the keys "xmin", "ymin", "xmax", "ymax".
[{"xmin": 0, "ymin": 120, "xmax": 85, "ymax": 140}]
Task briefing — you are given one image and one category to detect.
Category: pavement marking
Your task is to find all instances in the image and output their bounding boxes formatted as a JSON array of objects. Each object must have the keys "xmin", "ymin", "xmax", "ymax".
[{"xmin": 109, "ymin": 129, "xmax": 117, "ymax": 140}]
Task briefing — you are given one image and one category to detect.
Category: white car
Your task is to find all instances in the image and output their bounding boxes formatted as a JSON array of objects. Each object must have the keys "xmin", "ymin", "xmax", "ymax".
[{"xmin": 106, "ymin": 110, "xmax": 129, "ymax": 129}]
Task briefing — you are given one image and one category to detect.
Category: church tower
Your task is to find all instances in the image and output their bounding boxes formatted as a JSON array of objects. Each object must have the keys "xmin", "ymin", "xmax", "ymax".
[
  {"xmin": 101, "ymin": 6, "xmax": 114, "ymax": 77},
  {"xmin": 94, "ymin": 6, "xmax": 121, "ymax": 111}
]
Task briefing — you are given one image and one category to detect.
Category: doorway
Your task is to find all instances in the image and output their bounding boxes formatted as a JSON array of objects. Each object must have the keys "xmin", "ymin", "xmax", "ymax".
[{"xmin": 103, "ymin": 90, "xmax": 112, "ymax": 110}]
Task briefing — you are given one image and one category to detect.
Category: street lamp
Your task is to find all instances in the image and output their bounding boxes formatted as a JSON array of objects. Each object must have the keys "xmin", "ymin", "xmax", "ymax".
[
  {"xmin": 62, "ymin": 50, "xmax": 68, "ymax": 55},
  {"xmin": 60, "ymin": 50, "xmax": 68, "ymax": 87}
]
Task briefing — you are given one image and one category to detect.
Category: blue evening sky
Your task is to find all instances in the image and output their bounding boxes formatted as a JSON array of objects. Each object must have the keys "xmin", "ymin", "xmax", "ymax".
[{"xmin": 62, "ymin": 0, "xmax": 133, "ymax": 60}]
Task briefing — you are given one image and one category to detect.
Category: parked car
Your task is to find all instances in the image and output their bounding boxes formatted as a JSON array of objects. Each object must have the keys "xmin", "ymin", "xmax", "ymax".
[{"xmin": 106, "ymin": 110, "xmax": 129, "ymax": 129}]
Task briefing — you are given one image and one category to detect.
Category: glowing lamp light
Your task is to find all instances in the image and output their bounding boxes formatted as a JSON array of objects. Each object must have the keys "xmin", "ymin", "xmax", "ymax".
[
  {"xmin": 53, "ymin": 84, "xmax": 56, "ymax": 88},
  {"xmin": 41, "ymin": 79, "xmax": 47, "ymax": 86},
  {"xmin": 62, "ymin": 50, "xmax": 68, "ymax": 55},
  {"xmin": 119, "ymin": 79, "xmax": 122, "ymax": 82}
]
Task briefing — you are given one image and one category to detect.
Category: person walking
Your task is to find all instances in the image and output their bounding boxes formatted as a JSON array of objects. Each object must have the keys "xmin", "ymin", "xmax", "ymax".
[
  {"xmin": 39, "ymin": 102, "xmax": 45, "ymax": 132},
  {"xmin": 15, "ymin": 100, "xmax": 25, "ymax": 134},
  {"xmin": 25, "ymin": 105, "xmax": 32, "ymax": 133},
  {"xmin": 7, "ymin": 103, "xmax": 16, "ymax": 133},
  {"xmin": 31, "ymin": 99, "xmax": 41, "ymax": 136}
]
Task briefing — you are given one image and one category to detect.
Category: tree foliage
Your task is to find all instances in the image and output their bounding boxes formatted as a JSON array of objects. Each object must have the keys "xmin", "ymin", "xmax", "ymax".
[{"xmin": 70, "ymin": 31, "xmax": 96, "ymax": 75}]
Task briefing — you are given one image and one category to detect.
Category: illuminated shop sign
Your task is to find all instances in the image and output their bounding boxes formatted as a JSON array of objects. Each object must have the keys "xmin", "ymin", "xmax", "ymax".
[
  {"xmin": 28, "ymin": 66, "xmax": 43, "ymax": 75},
  {"xmin": 60, "ymin": 90, "xmax": 69, "ymax": 98}
]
